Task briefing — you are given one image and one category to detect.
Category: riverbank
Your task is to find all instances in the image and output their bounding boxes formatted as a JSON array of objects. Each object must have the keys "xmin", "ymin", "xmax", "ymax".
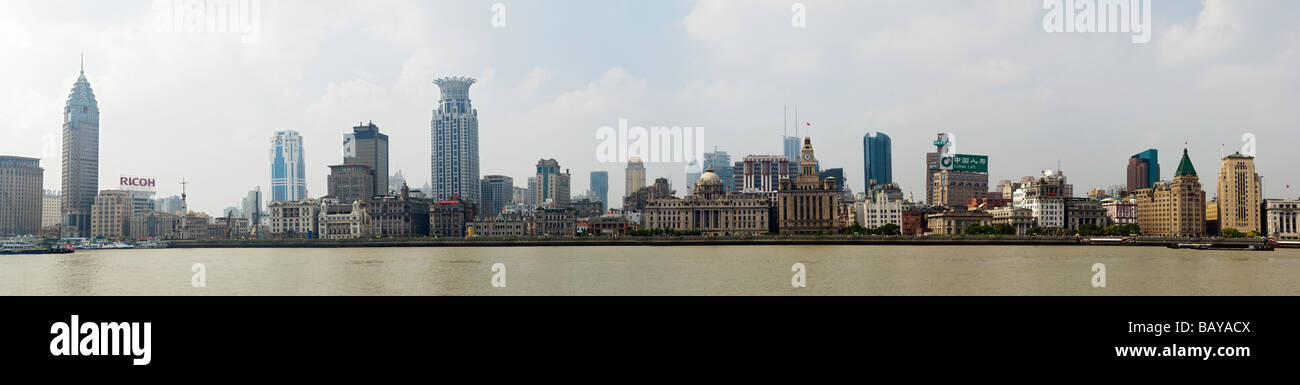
[{"xmin": 165, "ymin": 236, "xmax": 1272, "ymax": 249}]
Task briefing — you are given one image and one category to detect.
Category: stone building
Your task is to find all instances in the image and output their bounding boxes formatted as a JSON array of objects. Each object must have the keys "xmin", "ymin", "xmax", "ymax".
[
  {"xmin": 777, "ymin": 138, "xmax": 840, "ymax": 234},
  {"xmin": 572, "ymin": 198, "xmax": 605, "ymax": 219},
  {"xmin": 1265, "ymin": 199, "xmax": 1300, "ymax": 240},
  {"xmin": 926, "ymin": 206, "xmax": 992, "ymax": 235},
  {"xmin": 129, "ymin": 211, "xmax": 180, "ymax": 240},
  {"xmin": 1065, "ymin": 198, "xmax": 1110, "ymax": 230},
  {"xmin": 319, "ymin": 200, "xmax": 369, "ymax": 239},
  {"xmin": 1217, "ymin": 152, "xmax": 1262, "ymax": 234},
  {"xmin": 855, "ymin": 191, "xmax": 903, "ymax": 229},
  {"xmin": 90, "ymin": 190, "xmax": 132, "ymax": 238},
  {"xmin": 643, "ymin": 168, "xmax": 771, "ymax": 236},
  {"xmin": 587, "ymin": 214, "xmax": 639, "ymax": 236},
  {"xmin": 367, "ymin": 184, "xmax": 429, "ymax": 237},
  {"xmin": 534, "ymin": 207, "xmax": 577, "ymax": 236},
  {"xmin": 430, "ymin": 200, "xmax": 475, "ymax": 237},
  {"xmin": 1135, "ymin": 149, "xmax": 1206, "ymax": 237},
  {"xmin": 468, "ymin": 213, "xmax": 533, "ymax": 237},
  {"xmin": 988, "ymin": 206, "xmax": 1035, "ymax": 235},
  {"xmin": 267, "ymin": 198, "xmax": 321, "ymax": 238}
]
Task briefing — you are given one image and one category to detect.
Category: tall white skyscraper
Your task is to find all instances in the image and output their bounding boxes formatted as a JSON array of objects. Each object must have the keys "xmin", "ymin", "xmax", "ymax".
[
  {"xmin": 431, "ymin": 77, "xmax": 480, "ymax": 203},
  {"xmin": 269, "ymin": 130, "xmax": 307, "ymax": 202},
  {"xmin": 62, "ymin": 58, "xmax": 99, "ymax": 238}
]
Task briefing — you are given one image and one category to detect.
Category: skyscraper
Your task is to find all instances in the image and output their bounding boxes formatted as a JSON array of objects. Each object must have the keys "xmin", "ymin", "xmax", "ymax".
[
  {"xmin": 241, "ymin": 187, "xmax": 263, "ymax": 226},
  {"xmin": 535, "ymin": 159, "xmax": 571, "ymax": 208},
  {"xmin": 1217, "ymin": 152, "xmax": 1262, "ymax": 234},
  {"xmin": 0, "ymin": 156, "xmax": 43, "ymax": 236},
  {"xmin": 703, "ymin": 151, "xmax": 734, "ymax": 192},
  {"xmin": 269, "ymin": 130, "xmax": 307, "ymax": 202},
  {"xmin": 431, "ymin": 77, "xmax": 480, "ymax": 205},
  {"xmin": 783, "ymin": 136, "xmax": 801, "ymax": 164},
  {"xmin": 62, "ymin": 59, "xmax": 99, "ymax": 237},
  {"xmin": 924, "ymin": 134, "xmax": 949, "ymax": 207},
  {"xmin": 625, "ymin": 157, "xmax": 646, "ymax": 198},
  {"xmin": 344, "ymin": 122, "xmax": 389, "ymax": 196},
  {"xmin": 480, "ymin": 175, "xmax": 514, "ymax": 217},
  {"xmin": 590, "ymin": 171, "xmax": 609, "ymax": 205},
  {"xmin": 1127, "ymin": 149, "xmax": 1159, "ymax": 192},
  {"xmin": 863, "ymin": 132, "xmax": 892, "ymax": 188}
]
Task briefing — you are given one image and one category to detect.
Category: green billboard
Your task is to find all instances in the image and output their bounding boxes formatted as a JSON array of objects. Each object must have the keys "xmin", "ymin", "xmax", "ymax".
[{"xmin": 941, "ymin": 154, "xmax": 988, "ymax": 173}]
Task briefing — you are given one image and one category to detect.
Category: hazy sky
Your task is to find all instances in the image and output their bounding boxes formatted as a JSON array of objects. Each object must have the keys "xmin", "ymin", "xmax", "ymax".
[{"xmin": 2, "ymin": 0, "xmax": 1298, "ymax": 214}]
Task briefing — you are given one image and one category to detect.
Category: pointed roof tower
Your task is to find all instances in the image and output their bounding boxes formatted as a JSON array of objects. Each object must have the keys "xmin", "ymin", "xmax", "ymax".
[{"xmin": 1175, "ymin": 148, "xmax": 1197, "ymax": 177}]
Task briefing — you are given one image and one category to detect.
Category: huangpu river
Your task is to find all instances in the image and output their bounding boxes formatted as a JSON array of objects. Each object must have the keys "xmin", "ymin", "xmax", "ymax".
[{"xmin": 2, "ymin": 246, "xmax": 1298, "ymax": 295}]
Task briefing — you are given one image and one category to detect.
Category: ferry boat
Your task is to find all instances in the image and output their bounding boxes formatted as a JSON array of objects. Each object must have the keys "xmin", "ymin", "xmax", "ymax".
[
  {"xmin": 1086, "ymin": 237, "xmax": 1132, "ymax": 245},
  {"xmin": 1271, "ymin": 240, "xmax": 1300, "ymax": 249},
  {"xmin": 1168, "ymin": 243, "xmax": 1212, "ymax": 250}
]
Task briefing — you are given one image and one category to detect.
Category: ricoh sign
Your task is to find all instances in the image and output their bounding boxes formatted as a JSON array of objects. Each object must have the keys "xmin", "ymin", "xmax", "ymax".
[{"xmin": 120, "ymin": 176, "xmax": 157, "ymax": 192}]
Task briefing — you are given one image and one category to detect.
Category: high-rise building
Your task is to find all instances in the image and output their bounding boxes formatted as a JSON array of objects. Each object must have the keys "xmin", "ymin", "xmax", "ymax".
[
  {"xmin": 777, "ymin": 137, "xmax": 841, "ymax": 234},
  {"xmin": 625, "ymin": 157, "xmax": 646, "ymax": 199},
  {"xmin": 819, "ymin": 168, "xmax": 847, "ymax": 193},
  {"xmin": 863, "ymin": 132, "xmax": 893, "ymax": 188},
  {"xmin": 924, "ymin": 134, "xmax": 950, "ymax": 206},
  {"xmin": 269, "ymin": 130, "xmax": 307, "ymax": 202},
  {"xmin": 479, "ymin": 175, "xmax": 514, "ymax": 217},
  {"xmin": 526, "ymin": 177, "xmax": 538, "ymax": 207},
  {"xmin": 1217, "ymin": 152, "xmax": 1262, "ymax": 234},
  {"xmin": 1135, "ymin": 149, "xmax": 1206, "ymax": 237},
  {"xmin": 1127, "ymin": 149, "xmax": 1160, "ymax": 192},
  {"xmin": 0, "ymin": 156, "xmax": 43, "ymax": 236},
  {"xmin": 703, "ymin": 151, "xmax": 734, "ymax": 192},
  {"xmin": 590, "ymin": 171, "xmax": 609, "ymax": 205},
  {"xmin": 534, "ymin": 159, "xmax": 571, "ymax": 208},
  {"xmin": 327, "ymin": 164, "xmax": 375, "ymax": 204},
  {"xmin": 431, "ymin": 77, "xmax": 480, "ymax": 207},
  {"xmin": 62, "ymin": 60, "xmax": 100, "ymax": 238},
  {"xmin": 783, "ymin": 137, "xmax": 801, "ymax": 164},
  {"xmin": 241, "ymin": 187, "xmax": 263, "ymax": 226},
  {"xmin": 344, "ymin": 122, "xmax": 389, "ymax": 196},
  {"xmin": 389, "ymin": 171, "xmax": 407, "ymax": 196}
]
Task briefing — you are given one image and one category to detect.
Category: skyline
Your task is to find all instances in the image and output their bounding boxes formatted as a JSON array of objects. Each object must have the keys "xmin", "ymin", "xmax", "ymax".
[{"xmin": 2, "ymin": 1, "xmax": 1299, "ymax": 215}]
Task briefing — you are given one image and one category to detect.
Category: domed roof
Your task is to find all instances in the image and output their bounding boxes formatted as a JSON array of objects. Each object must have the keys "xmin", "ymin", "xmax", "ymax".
[{"xmin": 697, "ymin": 168, "xmax": 722, "ymax": 185}]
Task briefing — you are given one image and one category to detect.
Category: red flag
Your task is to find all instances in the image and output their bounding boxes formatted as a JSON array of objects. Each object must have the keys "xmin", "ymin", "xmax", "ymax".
[{"xmin": 806, "ymin": 122, "xmax": 812, "ymax": 126}]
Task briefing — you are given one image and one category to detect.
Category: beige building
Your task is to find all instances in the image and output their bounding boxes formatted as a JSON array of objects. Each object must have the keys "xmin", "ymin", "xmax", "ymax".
[
  {"xmin": 267, "ymin": 198, "xmax": 321, "ymax": 238},
  {"xmin": 468, "ymin": 213, "xmax": 534, "ymax": 237},
  {"xmin": 644, "ymin": 168, "xmax": 771, "ymax": 236},
  {"xmin": 180, "ymin": 212, "xmax": 212, "ymax": 240},
  {"xmin": 1217, "ymin": 152, "xmax": 1262, "ymax": 234},
  {"xmin": 625, "ymin": 157, "xmax": 646, "ymax": 199},
  {"xmin": 1135, "ymin": 149, "xmax": 1206, "ymax": 237},
  {"xmin": 931, "ymin": 170, "xmax": 989, "ymax": 208},
  {"xmin": 319, "ymin": 200, "xmax": 369, "ymax": 239},
  {"xmin": 777, "ymin": 138, "xmax": 840, "ymax": 234},
  {"xmin": 1266, "ymin": 200, "xmax": 1300, "ymax": 240},
  {"xmin": 927, "ymin": 207, "xmax": 992, "ymax": 235},
  {"xmin": 0, "ymin": 156, "xmax": 43, "ymax": 236},
  {"xmin": 989, "ymin": 206, "xmax": 1035, "ymax": 235},
  {"xmin": 90, "ymin": 190, "xmax": 133, "ymax": 238},
  {"xmin": 42, "ymin": 191, "xmax": 61, "ymax": 229}
]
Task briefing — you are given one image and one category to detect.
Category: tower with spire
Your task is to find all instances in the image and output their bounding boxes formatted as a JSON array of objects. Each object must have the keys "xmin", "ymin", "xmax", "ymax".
[
  {"xmin": 1134, "ymin": 147, "xmax": 1206, "ymax": 237},
  {"xmin": 61, "ymin": 55, "xmax": 100, "ymax": 238}
]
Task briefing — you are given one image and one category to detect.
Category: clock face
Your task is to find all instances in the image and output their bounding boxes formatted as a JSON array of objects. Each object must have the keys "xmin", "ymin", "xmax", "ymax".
[{"xmin": 803, "ymin": 153, "xmax": 812, "ymax": 160}]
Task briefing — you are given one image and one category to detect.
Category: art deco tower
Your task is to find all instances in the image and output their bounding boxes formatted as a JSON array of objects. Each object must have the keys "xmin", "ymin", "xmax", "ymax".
[
  {"xmin": 431, "ymin": 77, "xmax": 480, "ymax": 204},
  {"xmin": 62, "ymin": 58, "xmax": 100, "ymax": 238}
]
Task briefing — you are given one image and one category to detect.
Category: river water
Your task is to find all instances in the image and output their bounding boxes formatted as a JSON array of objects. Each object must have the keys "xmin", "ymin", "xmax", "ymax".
[{"xmin": 1, "ymin": 246, "xmax": 1297, "ymax": 295}]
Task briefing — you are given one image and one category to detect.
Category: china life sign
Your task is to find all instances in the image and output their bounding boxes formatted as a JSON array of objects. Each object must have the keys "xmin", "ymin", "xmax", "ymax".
[{"xmin": 940, "ymin": 154, "xmax": 988, "ymax": 173}]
